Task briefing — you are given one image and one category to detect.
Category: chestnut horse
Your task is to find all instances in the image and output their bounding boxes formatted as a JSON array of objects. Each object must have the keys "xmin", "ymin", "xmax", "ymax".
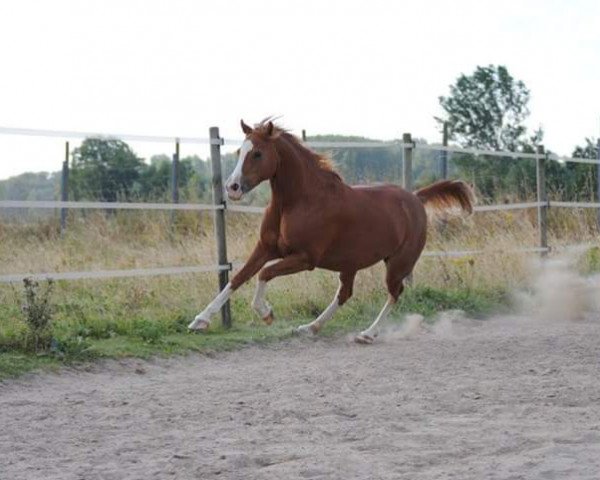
[{"xmin": 188, "ymin": 119, "xmax": 474, "ymax": 344}]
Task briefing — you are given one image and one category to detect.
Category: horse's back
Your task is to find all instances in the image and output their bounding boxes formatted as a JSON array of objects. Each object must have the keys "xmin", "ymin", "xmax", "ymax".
[
  {"xmin": 350, "ymin": 183, "xmax": 426, "ymax": 224},
  {"xmin": 313, "ymin": 183, "xmax": 427, "ymax": 271}
]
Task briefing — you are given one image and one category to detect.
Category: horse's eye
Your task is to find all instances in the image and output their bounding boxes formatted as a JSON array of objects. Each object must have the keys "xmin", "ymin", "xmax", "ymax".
[{"xmin": 253, "ymin": 151, "xmax": 262, "ymax": 159}]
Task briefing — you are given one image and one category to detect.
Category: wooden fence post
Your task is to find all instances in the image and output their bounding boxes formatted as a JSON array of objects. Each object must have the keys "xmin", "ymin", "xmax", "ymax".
[
  {"xmin": 60, "ymin": 141, "xmax": 69, "ymax": 236},
  {"xmin": 171, "ymin": 140, "xmax": 180, "ymax": 225},
  {"xmin": 403, "ymin": 133, "xmax": 414, "ymax": 284},
  {"xmin": 209, "ymin": 127, "xmax": 232, "ymax": 328},
  {"xmin": 441, "ymin": 122, "xmax": 449, "ymax": 179},
  {"xmin": 536, "ymin": 145, "xmax": 548, "ymax": 257},
  {"xmin": 402, "ymin": 133, "xmax": 413, "ymax": 191},
  {"xmin": 597, "ymin": 138, "xmax": 600, "ymax": 229}
]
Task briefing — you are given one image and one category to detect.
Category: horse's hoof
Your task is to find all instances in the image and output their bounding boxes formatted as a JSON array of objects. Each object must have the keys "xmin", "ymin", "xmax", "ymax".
[
  {"xmin": 354, "ymin": 333, "xmax": 374, "ymax": 345},
  {"xmin": 188, "ymin": 317, "xmax": 210, "ymax": 332},
  {"xmin": 262, "ymin": 310, "xmax": 275, "ymax": 326},
  {"xmin": 293, "ymin": 324, "xmax": 319, "ymax": 336}
]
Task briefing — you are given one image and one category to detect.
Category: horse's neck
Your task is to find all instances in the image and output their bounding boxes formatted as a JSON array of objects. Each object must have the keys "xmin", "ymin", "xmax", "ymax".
[{"xmin": 270, "ymin": 138, "xmax": 322, "ymax": 209}]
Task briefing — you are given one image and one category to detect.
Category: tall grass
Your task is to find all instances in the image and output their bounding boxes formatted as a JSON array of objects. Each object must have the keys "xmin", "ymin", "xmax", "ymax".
[{"xmin": 0, "ymin": 205, "xmax": 598, "ymax": 378}]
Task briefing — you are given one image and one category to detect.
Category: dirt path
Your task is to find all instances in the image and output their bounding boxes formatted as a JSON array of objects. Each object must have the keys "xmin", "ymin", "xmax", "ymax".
[{"xmin": 1, "ymin": 314, "xmax": 600, "ymax": 480}]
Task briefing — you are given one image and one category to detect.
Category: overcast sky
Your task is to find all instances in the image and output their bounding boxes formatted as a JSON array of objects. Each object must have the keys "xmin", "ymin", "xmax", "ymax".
[{"xmin": 0, "ymin": 0, "xmax": 599, "ymax": 179}]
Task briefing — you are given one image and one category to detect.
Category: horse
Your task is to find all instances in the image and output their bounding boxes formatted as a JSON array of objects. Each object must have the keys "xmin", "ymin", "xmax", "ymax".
[{"xmin": 188, "ymin": 119, "xmax": 475, "ymax": 344}]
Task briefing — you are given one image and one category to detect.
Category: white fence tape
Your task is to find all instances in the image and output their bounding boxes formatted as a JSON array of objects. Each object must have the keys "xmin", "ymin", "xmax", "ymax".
[
  {"xmin": 0, "ymin": 200, "xmax": 222, "ymax": 211},
  {"xmin": 415, "ymin": 144, "xmax": 544, "ymax": 160},
  {"xmin": 0, "ymin": 246, "xmax": 559, "ymax": 284},
  {"xmin": 422, "ymin": 247, "xmax": 549, "ymax": 258},
  {"xmin": 0, "ymin": 264, "xmax": 230, "ymax": 283},
  {"xmin": 308, "ymin": 141, "xmax": 402, "ymax": 149},
  {"xmin": 549, "ymin": 201, "xmax": 600, "ymax": 209},
  {"xmin": 474, "ymin": 201, "xmax": 543, "ymax": 212},
  {"xmin": 223, "ymin": 138, "xmax": 404, "ymax": 149},
  {"xmin": 548, "ymin": 154, "xmax": 600, "ymax": 166},
  {"xmin": 226, "ymin": 204, "xmax": 267, "ymax": 214},
  {"xmin": 5, "ymin": 200, "xmax": 598, "ymax": 215},
  {"xmin": 2, "ymin": 125, "xmax": 598, "ymax": 166},
  {"xmin": 0, "ymin": 126, "xmax": 210, "ymax": 145}
]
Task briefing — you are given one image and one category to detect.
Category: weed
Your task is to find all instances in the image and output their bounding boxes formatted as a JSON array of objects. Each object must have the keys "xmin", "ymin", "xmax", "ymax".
[{"xmin": 21, "ymin": 278, "xmax": 54, "ymax": 352}]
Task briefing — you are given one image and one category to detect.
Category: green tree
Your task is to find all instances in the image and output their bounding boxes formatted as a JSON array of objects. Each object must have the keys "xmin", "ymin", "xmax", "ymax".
[
  {"xmin": 546, "ymin": 138, "xmax": 599, "ymax": 201},
  {"xmin": 70, "ymin": 138, "xmax": 144, "ymax": 201},
  {"xmin": 305, "ymin": 134, "xmax": 402, "ymax": 184},
  {"xmin": 438, "ymin": 65, "xmax": 539, "ymax": 151},
  {"xmin": 138, "ymin": 154, "xmax": 197, "ymax": 200},
  {"xmin": 437, "ymin": 65, "xmax": 543, "ymax": 200}
]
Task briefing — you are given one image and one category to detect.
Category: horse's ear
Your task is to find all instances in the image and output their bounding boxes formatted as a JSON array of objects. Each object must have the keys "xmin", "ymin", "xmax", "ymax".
[
  {"xmin": 265, "ymin": 121, "xmax": 274, "ymax": 137},
  {"xmin": 240, "ymin": 119, "xmax": 253, "ymax": 135}
]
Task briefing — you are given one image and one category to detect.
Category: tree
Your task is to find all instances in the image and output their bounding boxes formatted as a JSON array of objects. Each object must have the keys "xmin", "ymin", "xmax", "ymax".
[
  {"xmin": 438, "ymin": 65, "xmax": 540, "ymax": 151},
  {"xmin": 70, "ymin": 138, "xmax": 145, "ymax": 201},
  {"xmin": 572, "ymin": 138, "xmax": 599, "ymax": 201},
  {"xmin": 437, "ymin": 65, "xmax": 543, "ymax": 199},
  {"xmin": 138, "ymin": 154, "xmax": 196, "ymax": 200}
]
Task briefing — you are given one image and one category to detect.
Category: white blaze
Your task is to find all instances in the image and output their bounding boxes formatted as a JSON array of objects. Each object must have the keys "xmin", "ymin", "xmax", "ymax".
[{"xmin": 226, "ymin": 139, "xmax": 253, "ymax": 191}]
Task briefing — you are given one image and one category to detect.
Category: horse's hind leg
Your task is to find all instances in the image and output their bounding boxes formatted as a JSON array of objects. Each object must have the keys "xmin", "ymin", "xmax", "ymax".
[
  {"xmin": 295, "ymin": 270, "xmax": 356, "ymax": 335},
  {"xmin": 355, "ymin": 254, "xmax": 414, "ymax": 344}
]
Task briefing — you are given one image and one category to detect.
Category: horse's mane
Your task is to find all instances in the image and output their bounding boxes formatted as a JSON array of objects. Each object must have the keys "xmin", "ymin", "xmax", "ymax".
[{"xmin": 253, "ymin": 118, "xmax": 342, "ymax": 181}]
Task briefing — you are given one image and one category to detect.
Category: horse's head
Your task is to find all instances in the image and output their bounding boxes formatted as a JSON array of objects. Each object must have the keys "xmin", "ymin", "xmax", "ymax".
[{"xmin": 225, "ymin": 119, "xmax": 280, "ymax": 201}]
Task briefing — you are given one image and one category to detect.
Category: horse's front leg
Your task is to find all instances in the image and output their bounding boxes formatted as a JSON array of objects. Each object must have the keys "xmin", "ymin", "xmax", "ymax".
[{"xmin": 188, "ymin": 243, "xmax": 276, "ymax": 331}]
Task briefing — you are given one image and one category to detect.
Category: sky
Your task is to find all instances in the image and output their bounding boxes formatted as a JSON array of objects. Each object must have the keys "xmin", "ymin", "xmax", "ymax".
[{"xmin": 0, "ymin": 0, "xmax": 599, "ymax": 179}]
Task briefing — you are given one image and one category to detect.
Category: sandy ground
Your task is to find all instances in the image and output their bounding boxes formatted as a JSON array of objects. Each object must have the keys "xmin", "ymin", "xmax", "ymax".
[{"xmin": 1, "ymin": 311, "xmax": 600, "ymax": 480}]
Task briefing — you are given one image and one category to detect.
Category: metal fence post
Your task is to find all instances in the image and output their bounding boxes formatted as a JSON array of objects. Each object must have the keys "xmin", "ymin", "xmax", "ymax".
[
  {"xmin": 60, "ymin": 141, "xmax": 69, "ymax": 235},
  {"xmin": 209, "ymin": 127, "xmax": 232, "ymax": 328},
  {"xmin": 171, "ymin": 140, "xmax": 180, "ymax": 225},
  {"xmin": 441, "ymin": 122, "xmax": 449, "ymax": 179},
  {"xmin": 536, "ymin": 145, "xmax": 548, "ymax": 257},
  {"xmin": 596, "ymin": 138, "xmax": 600, "ymax": 229},
  {"xmin": 402, "ymin": 133, "xmax": 413, "ymax": 191},
  {"xmin": 403, "ymin": 133, "xmax": 414, "ymax": 284}
]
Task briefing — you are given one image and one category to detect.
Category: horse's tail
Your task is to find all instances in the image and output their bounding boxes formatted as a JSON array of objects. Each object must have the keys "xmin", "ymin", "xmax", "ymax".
[{"xmin": 415, "ymin": 180, "xmax": 475, "ymax": 215}]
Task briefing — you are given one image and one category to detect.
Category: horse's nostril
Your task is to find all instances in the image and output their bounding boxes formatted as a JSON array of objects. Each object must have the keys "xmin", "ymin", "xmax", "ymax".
[{"xmin": 231, "ymin": 183, "xmax": 240, "ymax": 192}]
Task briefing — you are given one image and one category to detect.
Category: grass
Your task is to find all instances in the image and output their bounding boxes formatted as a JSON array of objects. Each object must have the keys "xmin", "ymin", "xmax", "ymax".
[
  {"xmin": 0, "ymin": 206, "xmax": 598, "ymax": 380},
  {"xmin": 0, "ymin": 284, "xmax": 506, "ymax": 380}
]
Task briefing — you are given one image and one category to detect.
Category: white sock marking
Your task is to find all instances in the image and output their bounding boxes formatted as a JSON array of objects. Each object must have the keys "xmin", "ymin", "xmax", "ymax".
[
  {"xmin": 360, "ymin": 297, "xmax": 395, "ymax": 338},
  {"xmin": 188, "ymin": 283, "xmax": 233, "ymax": 329},
  {"xmin": 251, "ymin": 280, "xmax": 272, "ymax": 318},
  {"xmin": 296, "ymin": 284, "xmax": 341, "ymax": 333}
]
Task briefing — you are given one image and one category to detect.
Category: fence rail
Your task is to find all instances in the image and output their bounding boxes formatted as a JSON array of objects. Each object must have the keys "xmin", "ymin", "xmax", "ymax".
[
  {"xmin": 0, "ymin": 126, "xmax": 211, "ymax": 145},
  {"xmin": 0, "ymin": 247, "xmax": 557, "ymax": 284},
  {"xmin": 1, "ymin": 125, "xmax": 599, "ymax": 327},
  {"xmin": 0, "ymin": 200, "xmax": 221, "ymax": 211},
  {"xmin": 3, "ymin": 199, "xmax": 597, "ymax": 213},
  {"xmin": 415, "ymin": 143, "xmax": 545, "ymax": 160},
  {"xmin": 0, "ymin": 265, "xmax": 230, "ymax": 283}
]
